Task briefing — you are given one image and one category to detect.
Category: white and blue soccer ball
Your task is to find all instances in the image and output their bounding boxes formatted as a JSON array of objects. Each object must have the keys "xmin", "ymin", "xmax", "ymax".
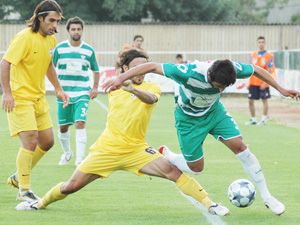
[{"xmin": 228, "ymin": 179, "xmax": 256, "ymax": 208}]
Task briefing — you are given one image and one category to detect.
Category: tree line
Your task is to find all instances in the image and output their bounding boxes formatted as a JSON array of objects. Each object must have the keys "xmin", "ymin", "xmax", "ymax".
[{"xmin": 0, "ymin": 0, "xmax": 290, "ymax": 23}]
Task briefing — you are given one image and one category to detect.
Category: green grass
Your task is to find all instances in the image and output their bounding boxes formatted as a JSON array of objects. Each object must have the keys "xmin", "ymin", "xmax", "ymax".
[{"xmin": 0, "ymin": 95, "xmax": 299, "ymax": 225}]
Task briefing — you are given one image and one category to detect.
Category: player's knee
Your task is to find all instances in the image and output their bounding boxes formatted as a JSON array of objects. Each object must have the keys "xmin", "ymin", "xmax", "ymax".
[
  {"xmin": 60, "ymin": 126, "xmax": 69, "ymax": 133},
  {"xmin": 233, "ymin": 143, "xmax": 247, "ymax": 154},
  {"xmin": 48, "ymin": 139, "xmax": 55, "ymax": 148},
  {"xmin": 28, "ymin": 141, "xmax": 38, "ymax": 150},
  {"xmin": 23, "ymin": 136, "xmax": 39, "ymax": 150},
  {"xmin": 41, "ymin": 139, "xmax": 54, "ymax": 151},
  {"xmin": 188, "ymin": 164, "xmax": 204, "ymax": 173},
  {"xmin": 163, "ymin": 164, "xmax": 182, "ymax": 181},
  {"xmin": 75, "ymin": 121, "xmax": 85, "ymax": 129}
]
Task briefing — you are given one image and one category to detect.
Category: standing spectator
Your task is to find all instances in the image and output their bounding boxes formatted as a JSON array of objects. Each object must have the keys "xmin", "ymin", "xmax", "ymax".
[
  {"xmin": 175, "ymin": 54, "xmax": 188, "ymax": 64},
  {"xmin": 121, "ymin": 35, "xmax": 145, "ymax": 53},
  {"xmin": 247, "ymin": 36, "xmax": 276, "ymax": 125},
  {"xmin": 53, "ymin": 16, "xmax": 100, "ymax": 166},
  {"xmin": 116, "ymin": 35, "xmax": 147, "ymax": 75},
  {"xmin": 132, "ymin": 35, "xmax": 145, "ymax": 51}
]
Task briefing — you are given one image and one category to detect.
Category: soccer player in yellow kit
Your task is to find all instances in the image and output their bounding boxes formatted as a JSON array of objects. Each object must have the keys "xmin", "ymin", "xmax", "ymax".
[
  {"xmin": 16, "ymin": 49, "xmax": 229, "ymax": 216},
  {"xmin": 0, "ymin": 0, "xmax": 68, "ymax": 202}
]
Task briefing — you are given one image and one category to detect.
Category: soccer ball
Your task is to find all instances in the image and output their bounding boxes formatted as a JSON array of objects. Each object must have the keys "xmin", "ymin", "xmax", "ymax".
[{"xmin": 228, "ymin": 179, "xmax": 256, "ymax": 208}]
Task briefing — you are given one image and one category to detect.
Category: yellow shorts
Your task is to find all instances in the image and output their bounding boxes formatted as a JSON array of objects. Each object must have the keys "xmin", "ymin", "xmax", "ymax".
[
  {"xmin": 78, "ymin": 147, "xmax": 161, "ymax": 178},
  {"xmin": 7, "ymin": 97, "xmax": 52, "ymax": 136}
]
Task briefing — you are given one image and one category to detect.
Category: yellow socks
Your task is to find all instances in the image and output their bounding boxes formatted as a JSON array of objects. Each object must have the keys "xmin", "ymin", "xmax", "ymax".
[
  {"xmin": 39, "ymin": 182, "xmax": 67, "ymax": 208},
  {"xmin": 16, "ymin": 148, "xmax": 34, "ymax": 190},
  {"xmin": 32, "ymin": 145, "xmax": 46, "ymax": 168},
  {"xmin": 176, "ymin": 173, "xmax": 213, "ymax": 208}
]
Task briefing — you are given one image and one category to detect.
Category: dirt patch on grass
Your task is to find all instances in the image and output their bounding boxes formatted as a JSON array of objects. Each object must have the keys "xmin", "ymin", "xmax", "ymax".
[{"xmin": 221, "ymin": 96, "xmax": 300, "ymax": 129}]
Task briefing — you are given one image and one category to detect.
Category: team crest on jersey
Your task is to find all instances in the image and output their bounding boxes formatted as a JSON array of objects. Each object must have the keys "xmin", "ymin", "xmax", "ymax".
[
  {"xmin": 260, "ymin": 58, "xmax": 266, "ymax": 66},
  {"xmin": 177, "ymin": 64, "xmax": 188, "ymax": 73},
  {"xmin": 81, "ymin": 54, "xmax": 86, "ymax": 60}
]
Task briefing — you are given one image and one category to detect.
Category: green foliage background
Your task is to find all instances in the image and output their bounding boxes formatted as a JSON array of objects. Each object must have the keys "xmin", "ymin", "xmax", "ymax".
[{"xmin": 0, "ymin": 0, "xmax": 290, "ymax": 23}]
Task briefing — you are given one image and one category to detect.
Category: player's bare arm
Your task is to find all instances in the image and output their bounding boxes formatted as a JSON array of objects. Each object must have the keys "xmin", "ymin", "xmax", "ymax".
[
  {"xmin": 122, "ymin": 80, "xmax": 158, "ymax": 104},
  {"xmin": 89, "ymin": 72, "xmax": 100, "ymax": 99},
  {"xmin": 253, "ymin": 65, "xmax": 300, "ymax": 99},
  {"xmin": 102, "ymin": 62, "xmax": 162, "ymax": 92},
  {"xmin": 46, "ymin": 62, "xmax": 70, "ymax": 107},
  {"xmin": 0, "ymin": 59, "xmax": 15, "ymax": 112}
]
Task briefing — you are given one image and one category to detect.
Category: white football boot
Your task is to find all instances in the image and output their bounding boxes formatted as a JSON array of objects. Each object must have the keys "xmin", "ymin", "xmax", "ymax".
[
  {"xmin": 16, "ymin": 200, "xmax": 39, "ymax": 211},
  {"xmin": 264, "ymin": 196, "xmax": 285, "ymax": 215},
  {"xmin": 58, "ymin": 151, "xmax": 72, "ymax": 165},
  {"xmin": 208, "ymin": 203, "xmax": 230, "ymax": 216},
  {"xmin": 7, "ymin": 173, "xmax": 19, "ymax": 189},
  {"xmin": 17, "ymin": 190, "xmax": 40, "ymax": 202}
]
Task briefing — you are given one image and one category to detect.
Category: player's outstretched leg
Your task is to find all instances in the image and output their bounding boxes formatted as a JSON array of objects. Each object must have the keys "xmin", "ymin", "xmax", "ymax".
[
  {"xmin": 159, "ymin": 145, "xmax": 200, "ymax": 175},
  {"xmin": 16, "ymin": 170, "xmax": 100, "ymax": 211},
  {"xmin": 176, "ymin": 173, "xmax": 229, "ymax": 216},
  {"xmin": 16, "ymin": 182, "xmax": 65, "ymax": 211},
  {"xmin": 141, "ymin": 156, "xmax": 229, "ymax": 216}
]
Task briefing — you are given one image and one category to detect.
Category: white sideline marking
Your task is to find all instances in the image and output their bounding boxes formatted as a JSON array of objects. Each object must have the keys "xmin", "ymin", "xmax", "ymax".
[
  {"xmin": 94, "ymin": 98, "xmax": 108, "ymax": 112},
  {"xmin": 182, "ymin": 194, "xmax": 227, "ymax": 225}
]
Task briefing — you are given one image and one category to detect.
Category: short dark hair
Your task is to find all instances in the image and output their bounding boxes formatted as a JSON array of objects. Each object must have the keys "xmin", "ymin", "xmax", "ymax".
[
  {"xmin": 27, "ymin": 0, "xmax": 63, "ymax": 33},
  {"xmin": 176, "ymin": 54, "xmax": 183, "ymax": 59},
  {"xmin": 133, "ymin": 35, "xmax": 144, "ymax": 41},
  {"xmin": 66, "ymin": 16, "xmax": 84, "ymax": 31},
  {"xmin": 118, "ymin": 49, "xmax": 148, "ymax": 73},
  {"xmin": 208, "ymin": 60, "xmax": 236, "ymax": 87},
  {"xmin": 257, "ymin": 36, "xmax": 265, "ymax": 41}
]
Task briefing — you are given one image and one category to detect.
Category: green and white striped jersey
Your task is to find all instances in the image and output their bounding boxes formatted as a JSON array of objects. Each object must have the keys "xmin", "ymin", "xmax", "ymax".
[
  {"xmin": 53, "ymin": 40, "xmax": 99, "ymax": 103},
  {"xmin": 162, "ymin": 60, "xmax": 254, "ymax": 117}
]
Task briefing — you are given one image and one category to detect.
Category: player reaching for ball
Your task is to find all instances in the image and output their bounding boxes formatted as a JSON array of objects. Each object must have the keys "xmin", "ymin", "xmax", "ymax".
[{"xmin": 16, "ymin": 49, "xmax": 229, "ymax": 217}]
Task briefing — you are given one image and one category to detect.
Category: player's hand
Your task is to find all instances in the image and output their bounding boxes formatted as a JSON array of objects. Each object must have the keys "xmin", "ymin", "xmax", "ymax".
[
  {"xmin": 89, "ymin": 87, "xmax": 98, "ymax": 99},
  {"xmin": 121, "ymin": 80, "xmax": 134, "ymax": 93},
  {"xmin": 2, "ymin": 93, "xmax": 15, "ymax": 113},
  {"xmin": 56, "ymin": 90, "xmax": 70, "ymax": 108},
  {"xmin": 102, "ymin": 77, "xmax": 123, "ymax": 92},
  {"xmin": 279, "ymin": 88, "xmax": 300, "ymax": 100}
]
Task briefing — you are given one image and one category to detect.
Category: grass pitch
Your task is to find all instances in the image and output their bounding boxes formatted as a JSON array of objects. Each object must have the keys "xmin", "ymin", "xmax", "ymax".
[{"xmin": 0, "ymin": 95, "xmax": 299, "ymax": 225}]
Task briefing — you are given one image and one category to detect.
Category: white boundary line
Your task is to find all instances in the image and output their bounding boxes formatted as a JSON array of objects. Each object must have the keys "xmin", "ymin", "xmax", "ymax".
[
  {"xmin": 94, "ymin": 98, "xmax": 108, "ymax": 112},
  {"xmin": 182, "ymin": 194, "xmax": 228, "ymax": 225}
]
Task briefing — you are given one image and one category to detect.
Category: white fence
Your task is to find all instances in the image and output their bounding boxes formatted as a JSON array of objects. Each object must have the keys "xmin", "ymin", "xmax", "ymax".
[
  {"xmin": 44, "ymin": 67, "xmax": 300, "ymax": 94},
  {"xmin": 1, "ymin": 49, "xmax": 299, "ymax": 94}
]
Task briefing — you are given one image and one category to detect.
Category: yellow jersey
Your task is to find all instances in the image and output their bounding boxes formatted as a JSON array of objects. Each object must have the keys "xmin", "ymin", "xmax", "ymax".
[
  {"xmin": 3, "ymin": 28, "xmax": 56, "ymax": 100},
  {"xmin": 90, "ymin": 82, "xmax": 161, "ymax": 153}
]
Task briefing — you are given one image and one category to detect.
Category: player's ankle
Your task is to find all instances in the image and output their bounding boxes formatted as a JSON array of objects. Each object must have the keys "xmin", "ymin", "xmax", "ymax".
[{"xmin": 202, "ymin": 197, "xmax": 214, "ymax": 209}]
